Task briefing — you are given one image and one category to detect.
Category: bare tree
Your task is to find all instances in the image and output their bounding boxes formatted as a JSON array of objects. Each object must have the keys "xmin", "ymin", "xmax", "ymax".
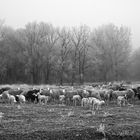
[
  {"xmin": 39, "ymin": 22, "xmax": 59, "ymax": 83},
  {"xmin": 57, "ymin": 27, "xmax": 71, "ymax": 85},
  {"xmin": 79, "ymin": 25, "xmax": 90, "ymax": 83},
  {"xmin": 0, "ymin": 21, "xmax": 133, "ymax": 84},
  {"xmin": 70, "ymin": 26, "xmax": 83, "ymax": 85},
  {"xmin": 92, "ymin": 24, "xmax": 131, "ymax": 81}
]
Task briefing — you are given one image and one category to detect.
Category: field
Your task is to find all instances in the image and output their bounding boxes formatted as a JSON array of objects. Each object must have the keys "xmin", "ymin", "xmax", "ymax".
[
  {"xmin": 0, "ymin": 102, "xmax": 140, "ymax": 140},
  {"xmin": 0, "ymin": 83, "xmax": 140, "ymax": 140}
]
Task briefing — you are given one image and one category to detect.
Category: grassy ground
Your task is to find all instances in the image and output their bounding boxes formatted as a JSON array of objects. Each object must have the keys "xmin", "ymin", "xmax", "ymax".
[{"xmin": 0, "ymin": 102, "xmax": 140, "ymax": 140}]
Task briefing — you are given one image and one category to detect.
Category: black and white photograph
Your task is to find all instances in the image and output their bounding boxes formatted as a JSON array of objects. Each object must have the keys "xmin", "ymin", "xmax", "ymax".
[{"xmin": 0, "ymin": 0, "xmax": 140, "ymax": 139}]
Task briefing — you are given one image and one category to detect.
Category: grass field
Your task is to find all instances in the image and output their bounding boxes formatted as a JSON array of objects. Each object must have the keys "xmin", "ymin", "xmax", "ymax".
[{"xmin": 0, "ymin": 101, "xmax": 140, "ymax": 140}]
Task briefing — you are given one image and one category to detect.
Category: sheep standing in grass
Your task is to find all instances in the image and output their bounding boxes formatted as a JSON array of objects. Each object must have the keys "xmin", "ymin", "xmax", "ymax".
[
  {"xmin": 9, "ymin": 95, "xmax": 16, "ymax": 104},
  {"xmin": 117, "ymin": 96, "xmax": 126, "ymax": 106},
  {"xmin": 81, "ymin": 97, "xmax": 89, "ymax": 107},
  {"xmin": 1, "ymin": 91, "xmax": 10, "ymax": 103},
  {"xmin": 81, "ymin": 89, "xmax": 89, "ymax": 98},
  {"xmin": 59, "ymin": 95, "xmax": 65, "ymax": 104},
  {"xmin": 88, "ymin": 97, "xmax": 96, "ymax": 110},
  {"xmin": 0, "ymin": 94, "xmax": 2, "ymax": 103},
  {"xmin": 37, "ymin": 90, "xmax": 49, "ymax": 104},
  {"xmin": 38, "ymin": 95, "xmax": 49, "ymax": 104},
  {"xmin": 72, "ymin": 95, "xmax": 81, "ymax": 106},
  {"xmin": 16, "ymin": 94, "xmax": 26, "ymax": 104},
  {"xmin": 92, "ymin": 98, "xmax": 105, "ymax": 110}
]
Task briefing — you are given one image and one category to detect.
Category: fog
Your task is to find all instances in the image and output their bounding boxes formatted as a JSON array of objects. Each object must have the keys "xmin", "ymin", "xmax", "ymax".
[{"xmin": 0, "ymin": 0, "xmax": 140, "ymax": 49}]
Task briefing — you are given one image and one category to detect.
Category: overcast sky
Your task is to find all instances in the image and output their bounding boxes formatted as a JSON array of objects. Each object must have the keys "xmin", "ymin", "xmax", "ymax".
[{"xmin": 0, "ymin": 0, "xmax": 140, "ymax": 49}]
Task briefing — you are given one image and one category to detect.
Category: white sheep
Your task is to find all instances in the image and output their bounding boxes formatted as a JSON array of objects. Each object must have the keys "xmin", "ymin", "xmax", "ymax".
[
  {"xmin": 117, "ymin": 96, "xmax": 126, "ymax": 106},
  {"xmin": 88, "ymin": 97, "xmax": 96, "ymax": 109},
  {"xmin": 59, "ymin": 95, "xmax": 65, "ymax": 104},
  {"xmin": 62, "ymin": 89, "xmax": 66, "ymax": 94},
  {"xmin": 16, "ymin": 94, "xmax": 26, "ymax": 104},
  {"xmin": 1, "ymin": 91, "xmax": 10, "ymax": 103},
  {"xmin": 72, "ymin": 95, "xmax": 81, "ymax": 106},
  {"xmin": 81, "ymin": 97, "xmax": 89, "ymax": 107},
  {"xmin": 9, "ymin": 95, "xmax": 16, "ymax": 104},
  {"xmin": 37, "ymin": 93, "xmax": 49, "ymax": 104},
  {"xmin": 92, "ymin": 98, "xmax": 105, "ymax": 110},
  {"xmin": 0, "ymin": 94, "xmax": 3, "ymax": 103},
  {"xmin": 83, "ymin": 89, "xmax": 90, "ymax": 97}
]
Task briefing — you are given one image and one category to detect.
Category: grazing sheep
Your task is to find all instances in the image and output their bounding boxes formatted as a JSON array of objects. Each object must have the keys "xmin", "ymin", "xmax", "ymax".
[
  {"xmin": 16, "ymin": 95, "xmax": 26, "ymax": 104},
  {"xmin": 125, "ymin": 89, "xmax": 135, "ymax": 101},
  {"xmin": 59, "ymin": 95, "xmax": 65, "ymax": 104},
  {"xmin": 0, "ymin": 87, "xmax": 10, "ymax": 94},
  {"xmin": 1, "ymin": 91, "xmax": 10, "ymax": 103},
  {"xmin": 88, "ymin": 97, "xmax": 96, "ymax": 109},
  {"xmin": 72, "ymin": 95, "xmax": 81, "ymax": 106},
  {"xmin": 99, "ymin": 89, "xmax": 113, "ymax": 102},
  {"xmin": 111, "ymin": 90, "xmax": 126, "ymax": 101},
  {"xmin": 37, "ymin": 93, "xmax": 49, "ymax": 104},
  {"xmin": 89, "ymin": 89, "xmax": 101, "ymax": 100},
  {"xmin": 112, "ymin": 89, "xmax": 134, "ymax": 103},
  {"xmin": 82, "ymin": 89, "xmax": 90, "ymax": 98},
  {"xmin": 49, "ymin": 89, "xmax": 60, "ymax": 103},
  {"xmin": 25, "ymin": 89, "xmax": 39, "ymax": 103},
  {"xmin": 92, "ymin": 98, "xmax": 105, "ymax": 110},
  {"xmin": 8, "ymin": 88, "xmax": 23, "ymax": 96},
  {"xmin": 9, "ymin": 95, "xmax": 16, "ymax": 104},
  {"xmin": 65, "ymin": 90, "xmax": 76, "ymax": 106},
  {"xmin": 81, "ymin": 97, "xmax": 89, "ymax": 107},
  {"xmin": 0, "ymin": 94, "xmax": 3, "ymax": 103},
  {"xmin": 117, "ymin": 96, "xmax": 126, "ymax": 106}
]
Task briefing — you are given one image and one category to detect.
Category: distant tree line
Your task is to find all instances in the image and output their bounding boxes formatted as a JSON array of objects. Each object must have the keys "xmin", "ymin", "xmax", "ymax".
[{"xmin": 0, "ymin": 19, "xmax": 138, "ymax": 85}]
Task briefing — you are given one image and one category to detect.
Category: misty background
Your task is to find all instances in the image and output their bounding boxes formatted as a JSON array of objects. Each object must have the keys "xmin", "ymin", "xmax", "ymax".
[{"xmin": 0, "ymin": 0, "xmax": 140, "ymax": 84}]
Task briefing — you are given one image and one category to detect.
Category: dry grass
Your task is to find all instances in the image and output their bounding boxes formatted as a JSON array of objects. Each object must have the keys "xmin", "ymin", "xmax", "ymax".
[
  {"xmin": 0, "ymin": 102, "xmax": 139, "ymax": 139},
  {"xmin": 0, "ymin": 83, "xmax": 140, "ymax": 139}
]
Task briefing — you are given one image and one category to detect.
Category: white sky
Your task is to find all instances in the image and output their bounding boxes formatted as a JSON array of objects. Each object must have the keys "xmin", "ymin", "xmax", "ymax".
[{"xmin": 0, "ymin": 0, "xmax": 140, "ymax": 49}]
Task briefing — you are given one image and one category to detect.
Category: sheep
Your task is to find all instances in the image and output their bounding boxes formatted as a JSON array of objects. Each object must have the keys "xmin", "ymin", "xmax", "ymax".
[
  {"xmin": 72, "ymin": 95, "xmax": 81, "ymax": 106},
  {"xmin": 81, "ymin": 97, "xmax": 89, "ymax": 107},
  {"xmin": 25, "ymin": 89, "xmax": 39, "ymax": 103},
  {"xmin": 49, "ymin": 89, "xmax": 60, "ymax": 103},
  {"xmin": 82, "ymin": 89, "xmax": 90, "ymax": 98},
  {"xmin": 117, "ymin": 96, "xmax": 126, "ymax": 106},
  {"xmin": 37, "ymin": 92, "xmax": 49, "ymax": 104},
  {"xmin": 62, "ymin": 89, "xmax": 66, "ymax": 93},
  {"xmin": 99, "ymin": 89, "xmax": 113, "ymax": 102},
  {"xmin": 9, "ymin": 95, "xmax": 16, "ymax": 104},
  {"xmin": 16, "ymin": 95, "xmax": 26, "ymax": 104},
  {"xmin": 112, "ymin": 89, "xmax": 135, "ymax": 103},
  {"xmin": 89, "ymin": 89, "xmax": 101, "ymax": 100},
  {"xmin": 92, "ymin": 98, "xmax": 105, "ymax": 110},
  {"xmin": 0, "ymin": 94, "xmax": 3, "ymax": 103},
  {"xmin": 59, "ymin": 95, "xmax": 65, "ymax": 104},
  {"xmin": 81, "ymin": 97, "xmax": 105, "ymax": 110},
  {"xmin": 88, "ymin": 97, "xmax": 96, "ymax": 109},
  {"xmin": 125, "ymin": 89, "xmax": 135, "ymax": 101},
  {"xmin": 1, "ymin": 91, "xmax": 10, "ymax": 103},
  {"xmin": 65, "ymin": 90, "xmax": 76, "ymax": 106}
]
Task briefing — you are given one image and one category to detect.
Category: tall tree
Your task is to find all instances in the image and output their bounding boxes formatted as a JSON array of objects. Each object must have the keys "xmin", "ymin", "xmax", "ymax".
[
  {"xmin": 70, "ymin": 25, "xmax": 90, "ymax": 84},
  {"xmin": 129, "ymin": 47, "xmax": 140, "ymax": 80},
  {"xmin": 38, "ymin": 22, "xmax": 59, "ymax": 83},
  {"xmin": 91, "ymin": 24, "xmax": 131, "ymax": 81},
  {"xmin": 57, "ymin": 27, "xmax": 71, "ymax": 85}
]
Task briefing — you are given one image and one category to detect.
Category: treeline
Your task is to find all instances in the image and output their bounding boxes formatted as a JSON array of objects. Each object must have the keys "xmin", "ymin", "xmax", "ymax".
[{"xmin": 0, "ymin": 20, "xmax": 138, "ymax": 85}]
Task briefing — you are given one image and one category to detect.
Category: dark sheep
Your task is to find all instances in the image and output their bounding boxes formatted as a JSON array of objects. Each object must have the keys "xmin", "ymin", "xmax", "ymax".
[
  {"xmin": 0, "ymin": 87, "xmax": 11, "ymax": 94},
  {"xmin": 25, "ymin": 89, "xmax": 40, "ymax": 103}
]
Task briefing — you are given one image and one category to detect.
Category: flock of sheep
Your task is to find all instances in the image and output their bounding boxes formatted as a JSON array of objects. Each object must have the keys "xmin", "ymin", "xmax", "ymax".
[{"xmin": 0, "ymin": 82, "xmax": 138, "ymax": 111}]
